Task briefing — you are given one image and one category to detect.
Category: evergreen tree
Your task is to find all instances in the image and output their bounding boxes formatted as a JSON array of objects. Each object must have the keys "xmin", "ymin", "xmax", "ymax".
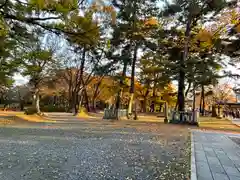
[
  {"xmin": 154, "ymin": 0, "xmax": 236, "ymax": 120},
  {"xmin": 21, "ymin": 35, "xmax": 58, "ymax": 114},
  {"xmin": 112, "ymin": 0, "xmax": 158, "ymax": 119}
]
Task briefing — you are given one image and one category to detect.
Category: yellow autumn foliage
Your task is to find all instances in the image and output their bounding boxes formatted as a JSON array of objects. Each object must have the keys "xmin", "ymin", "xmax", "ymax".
[
  {"xmin": 144, "ymin": 17, "xmax": 158, "ymax": 26},
  {"xmin": 196, "ymin": 29, "xmax": 212, "ymax": 42}
]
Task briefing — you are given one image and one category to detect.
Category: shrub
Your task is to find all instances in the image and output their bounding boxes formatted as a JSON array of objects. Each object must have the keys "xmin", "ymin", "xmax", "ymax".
[
  {"xmin": 41, "ymin": 105, "xmax": 66, "ymax": 112},
  {"xmin": 24, "ymin": 107, "xmax": 37, "ymax": 115}
]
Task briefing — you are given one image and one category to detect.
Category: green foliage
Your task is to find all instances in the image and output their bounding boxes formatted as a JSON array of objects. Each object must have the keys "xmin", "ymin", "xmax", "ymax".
[
  {"xmin": 21, "ymin": 38, "xmax": 57, "ymax": 88},
  {"xmin": 0, "ymin": 32, "xmax": 22, "ymax": 88},
  {"xmin": 0, "ymin": 0, "xmax": 239, "ymax": 116},
  {"xmin": 139, "ymin": 51, "xmax": 171, "ymax": 87},
  {"xmin": 65, "ymin": 11, "xmax": 100, "ymax": 47},
  {"xmin": 29, "ymin": 0, "xmax": 78, "ymax": 14},
  {"xmin": 0, "ymin": 17, "xmax": 8, "ymax": 37}
]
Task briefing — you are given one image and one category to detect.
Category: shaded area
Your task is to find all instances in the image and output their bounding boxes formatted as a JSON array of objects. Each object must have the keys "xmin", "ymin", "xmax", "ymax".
[
  {"xmin": 230, "ymin": 137, "xmax": 240, "ymax": 146},
  {"xmin": 0, "ymin": 119, "xmax": 190, "ymax": 180},
  {"xmin": 192, "ymin": 131, "xmax": 240, "ymax": 180}
]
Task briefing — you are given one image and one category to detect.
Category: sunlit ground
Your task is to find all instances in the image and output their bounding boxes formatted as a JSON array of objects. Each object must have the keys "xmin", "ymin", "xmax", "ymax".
[
  {"xmin": 0, "ymin": 114, "xmax": 190, "ymax": 180},
  {"xmin": 2, "ymin": 112, "xmax": 238, "ymax": 179},
  {"xmin": 198, "ymin": 117, "xmax": 240, "ymax": 133},
  {"xmin": 0, "ymin": 111, "xmax": 55, "ymax": 123}
]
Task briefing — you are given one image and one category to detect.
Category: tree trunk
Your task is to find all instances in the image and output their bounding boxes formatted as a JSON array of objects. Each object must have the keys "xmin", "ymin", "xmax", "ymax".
[
  {"xmin": 201, "ymin": 85, "xmax": 205, "ymax": 116},
  {"xmin": 152, "ymin": 83, "xmax": 156, "ymax": 113},
  {"xmin": 212, "ymin": 105, "xmax": 217, "ymax": 117},
  {"xmin": 192, "ymin": 83, "xmax": 196, "ymax": 122},
  {"xmin": 128, "ymin": 44, "xmax": 138, "ymax": 118},
  {"xmin": 134, "ymin": 100, "xmax": 138, "ymax": 120},
  {"xmin": 68, "ymin": 98, "xmax": 73, "ymax": 112},
  {"xmin": 78, "ymin": 47, "xmax": 86, "ymax": 112},
  {"xmin": 3, "ymin": 102, "xmax": 8, "ymax": 111},
  {"xmin": 83, "ymin": 88, "xmax": 90, "ymax": 112},
  {"xmin": 200, "ymin": 90, "xmax": 203, "ymax": 114},
  {"xmin": 73, "ymin": 47, "xmax": 86, "ymax": 115},
  {"xmin": 159, "ymin": 104, "xmax": 163, "ymax": 112},
  {"xmin": 177, "ymin": 16, "xmax": 192, "ymax": 121},
  {"xmin": 115, "ymin": 60, "xmax": 128, "ymax": 118},
  {"xmin": 72, "ymin": 90, "xmax": 77, "ymax": 114},
  {"xmin": 78, "ymin": 90, "xmax": 84, "ymax": 111},
  {"xmin": 20, "ymin": 100, "xmax": 24, "ymax": 111},
  {"xmin": 33, "ymin": 89, "xmax": 40, "ymax": 114},
  {"xmin": 185, "ymin": 81, "xmax": 192, "ymax": 97},
  {"xmin": 143, "ymin": 96, "xmax": 147, "ymax": 113},
  {"xmin": 142, "ymin": 86, "xmax": 150, "ymax": 113},
  {"xmin": 67, "ymin": 80, "xmax": 73, "ymax": 112},
  {"xmin": 128, "ymin": 94, "xmax": 134, "ymax": 116},
  {"xmin": 91, "ymin": 97, "xmax": 97, "ymax": 111},
  {"xmin": 92, "ymin": 77, "xmax": 103, "ymax": 112}
]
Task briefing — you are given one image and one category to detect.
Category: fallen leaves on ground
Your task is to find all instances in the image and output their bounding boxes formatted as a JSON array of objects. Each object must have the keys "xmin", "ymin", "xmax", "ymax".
[
  {"xmin": 198, "ymin": 117, "xmax": 240, "ymax": 133},
  {"xmin": 16, "ymin": 114, "xmax": 56, "ymax": 123}
]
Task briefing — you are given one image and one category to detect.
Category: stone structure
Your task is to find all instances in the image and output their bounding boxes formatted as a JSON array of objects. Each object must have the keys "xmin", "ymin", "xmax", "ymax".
[{"xmin": 103, "ymin": 109, "xmax": 127, "ymax": 119}]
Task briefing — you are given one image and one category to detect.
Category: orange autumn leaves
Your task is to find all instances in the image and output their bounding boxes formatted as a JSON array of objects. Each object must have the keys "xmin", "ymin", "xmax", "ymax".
[
  {"xmin": 144, "ymin": 17, "xmax": 158, "ymax": 26},
  {"xmin": 90, "ymin": 2, "xmax": 116, "ymax": 24}
]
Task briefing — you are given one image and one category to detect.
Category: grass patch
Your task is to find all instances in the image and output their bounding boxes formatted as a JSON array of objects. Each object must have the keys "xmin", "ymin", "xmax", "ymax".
[{"xmin": 198, "ymin": 117, "xmax": 240, "ymax": 132}]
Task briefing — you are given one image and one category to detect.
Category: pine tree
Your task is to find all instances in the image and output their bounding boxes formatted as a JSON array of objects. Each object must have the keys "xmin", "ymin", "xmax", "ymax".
[
  {"xmin": 111, "ymin": 0, "xmax": 158, "ymax": 119},
  {"xmin": 156, "ymin": 0, "xmax": 235, "ymax": 121},
  {"xmin": 21, "ymin": 35, "xmax": 58, "ymax": 114}
]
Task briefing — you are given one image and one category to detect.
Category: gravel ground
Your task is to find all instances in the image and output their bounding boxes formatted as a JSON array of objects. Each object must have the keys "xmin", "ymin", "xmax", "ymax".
[{"xmin": 0, "ymin": 119, "xmax": 190, "ymax": 180}]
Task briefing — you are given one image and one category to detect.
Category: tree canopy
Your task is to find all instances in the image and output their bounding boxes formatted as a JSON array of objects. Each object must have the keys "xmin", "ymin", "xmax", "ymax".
[{"xmin": 0, "ymin": 0, "xmax": 239, "ymax": 119}]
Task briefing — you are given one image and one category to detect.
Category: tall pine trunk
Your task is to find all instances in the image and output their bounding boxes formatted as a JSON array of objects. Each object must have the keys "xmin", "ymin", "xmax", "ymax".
[
  {"xmin": 92, "ymin": 77, "xmax": 103, "ymax": 112},
  {"xmin": 78, "ymin": 90, "xmax": 84, "ymax": 112},
  {"xmin": 200, "ymin": 91, "xmax": 203, "ymax": 114},
  {"xmin": 67, "ymin": 83, "xmax": 73, "ymax": 112},
  {"xmin": 115, "ymin": 60, "xmax": 128, "ymax": 118},
  {"xmin": 177, "ymin": 16, "xmax": 192, "ymax": 121},
  {"xmin": 192, "ymin": 83, "xmax": 196, "ymax": 122},
  {"xmin": 142, "ymin": 91, "xmax": 149, "ymax": 113},
  {"xmin": 201, "ymin": 85, "xmax": 205, "ymax": 116},
  {"xmin": 73, "ymin": 91, "xmax": 78, "ymax": 115},
  {"xmin": 74, "ymin": 47, "xmax": 86, "ymax": 115},
  {"xmin": 128, "ymin": 44, "xmax": 138, "ymax": 119},
  {"xmin": 185, "ymin": 81, "xmax": 192, "ymax": 97},
  {"xmin": 152, "ymin": 83, "xmax": 156, "ymax": 112},
  {"xmin": 83, "ymin": 88, "xmax": 90, "ymax": 112}
]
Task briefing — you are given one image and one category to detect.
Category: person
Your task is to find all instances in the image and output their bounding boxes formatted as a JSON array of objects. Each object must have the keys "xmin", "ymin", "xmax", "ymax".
[
  {"xmin": 232, "ymin": 110, "xmax": 236, "ymax": 119},
  {"xmin": 150, "ymin": 102, "xmax": 154, "ymax": 112},
  {"xmin": 237, "ymin": 109, "xmax": 240, "ymax": 119}
]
